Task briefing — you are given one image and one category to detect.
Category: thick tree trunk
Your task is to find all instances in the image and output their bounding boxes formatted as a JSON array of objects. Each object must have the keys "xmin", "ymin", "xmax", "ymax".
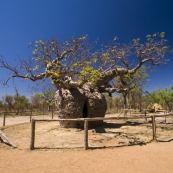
[{"xmin": 54, "ymin": 83, "xmax": 107, "ymax": 128}]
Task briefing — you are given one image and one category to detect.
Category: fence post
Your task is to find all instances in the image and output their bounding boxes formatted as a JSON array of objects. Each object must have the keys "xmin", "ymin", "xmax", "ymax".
[
  {"xmin": 123, "ymin": 109, "xmax": 127, "ymax": 117},
  {"xmin": 30, "ymin": 119, "xmax": 36, "ymax": 150},
  {"xmin": 3, "ymin": 112, "xmax": 6, "ymax": 126},
  {"xmin": 51, "ymin": 110, "xmax": 54, "ymax": 119},
  {"xmin": 144, "ymin": 109, "xmax": 147, "ymax": 121},
  {"xmin": 30, "ymin": 111, "xmax": 32, "ymax": 122},
  {"xmin": 164, "ymin": 111, "xmax": 166, "ymax": 124},
  {"xmin": 84, "ymin": 120, "xmax": 88, "ymax": 150},
  {"xmin": 144, "ymin": 110, "xmax": 146, "ymax": 116},
  {"xmin": 151, "ymin": 115, "xmax": 156, "ymax": 141}
]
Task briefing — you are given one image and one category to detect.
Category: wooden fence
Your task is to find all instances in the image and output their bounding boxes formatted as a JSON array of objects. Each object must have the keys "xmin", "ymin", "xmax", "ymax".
[
  {"xmin": 0, "ymin": 110, "xmax": 55, "ymax": 126},
  {"xmin": 30, "ymin": 113, "xmax": 173, "ymax": 150}
]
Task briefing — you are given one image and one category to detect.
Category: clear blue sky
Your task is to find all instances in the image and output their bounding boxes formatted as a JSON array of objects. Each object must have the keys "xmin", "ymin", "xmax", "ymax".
[{"xmin": 0, "ymin": 0, "xmax": 173, "ymax": 97}]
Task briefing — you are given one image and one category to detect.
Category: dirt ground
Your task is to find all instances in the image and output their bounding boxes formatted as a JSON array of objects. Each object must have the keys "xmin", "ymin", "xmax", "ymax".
[{"xmin": 0, "ymin": 112, "xmax": 173, "ymax": 173}]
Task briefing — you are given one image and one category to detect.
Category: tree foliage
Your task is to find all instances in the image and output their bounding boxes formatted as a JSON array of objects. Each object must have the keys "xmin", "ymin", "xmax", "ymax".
[
  {"xmin": 0, "ymin": 32, "xmax": 172, "ymax": 96},
  {"xmin": 31, "ymin": 93, "xmax": 43, "ymax": 109},
  {"xmin": 113, "ymin": 68, "xmax": 148, "ymax": 109},
  {"xmin": 158, "ymin": 87, "xmax": 173, "ymax": 111},
  {"xmin": 144, "ymin": 86, "xmax": 173, "ymax": 111},
  {"xmin": 28, "ymin": 82, "xmax": 56, "ymax": 111},
  {"xmin": 14, "ymin": 94, "xmax": 29, "ymax": 114},
  {"xmin": 2, "ymin": 93, "xmax": 28, "ymax": 114},
  {"xmin": 2, "ymin": 95, "xmax": 14, "ymax": 111}
]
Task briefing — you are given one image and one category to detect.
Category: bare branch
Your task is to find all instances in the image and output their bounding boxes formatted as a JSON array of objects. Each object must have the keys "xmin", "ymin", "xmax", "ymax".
[
  {"xmin": 0, "ymin": 32, "xmax": 172, "ymax": 94},
  {"xmin": 99, "ymin": 85, "xmax": 136, "ymax": 94}
]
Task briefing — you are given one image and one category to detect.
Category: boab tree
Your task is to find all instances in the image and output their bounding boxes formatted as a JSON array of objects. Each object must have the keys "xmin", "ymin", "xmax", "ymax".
[{"xmin": 0, "ymin": 32, "xmax": 172, "ymax": 127}]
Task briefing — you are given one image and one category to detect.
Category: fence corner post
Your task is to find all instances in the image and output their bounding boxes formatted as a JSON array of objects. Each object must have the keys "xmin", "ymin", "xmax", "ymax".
[
  {"xmin": 84, "ymin": 119, "xmax": 88, "ymax": 150},
  {"xmin": 30, "ymin": 119, "xmax": 36, "ymax": 150}
]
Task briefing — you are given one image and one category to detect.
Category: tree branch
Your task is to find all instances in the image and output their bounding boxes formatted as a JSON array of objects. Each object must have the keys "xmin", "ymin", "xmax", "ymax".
[
  {"xmin": 99, "ymin": 84, "xmax": 136, "ymax": 94},
  {"xmin": 62, "ymin": 76, "xmax": 82, "ymax": 89}
]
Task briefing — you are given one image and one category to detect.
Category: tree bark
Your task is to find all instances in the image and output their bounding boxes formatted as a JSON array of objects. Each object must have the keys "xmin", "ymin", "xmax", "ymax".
[{"xmin": 54, "ymin": 83, "xmax": 107, "ymax": 128}]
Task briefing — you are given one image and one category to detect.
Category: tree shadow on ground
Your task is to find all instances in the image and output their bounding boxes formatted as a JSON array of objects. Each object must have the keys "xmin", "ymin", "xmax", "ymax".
[
  {"xmin": 159, "ymin": 122, "xmax": 173, "ymax": 125},
  {"xmin": 94, "ymin": 121, "xmax": 144, "ymax": 133},
  {"xmin": 89, "ymin": 141, "xmax": 150, "ymax": 150},
  {"xmin": 157, "ymin": 138, "xmax": 173, "ymax": 142}
]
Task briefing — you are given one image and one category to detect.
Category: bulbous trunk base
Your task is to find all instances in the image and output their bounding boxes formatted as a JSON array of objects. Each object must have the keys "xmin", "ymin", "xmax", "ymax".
[{"xmin": 54, "ymin": 86, "xmax": 107, "ymax": 128}]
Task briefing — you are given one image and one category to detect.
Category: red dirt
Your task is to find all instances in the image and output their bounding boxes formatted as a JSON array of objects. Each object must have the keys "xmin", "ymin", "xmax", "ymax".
[
  {"xmin": 0, "ymin": 113, "xmax": 173, "ymax": 173},
  {"xmin": 0, "ymin": 142, "xmax": 173, "ymax": 173}
]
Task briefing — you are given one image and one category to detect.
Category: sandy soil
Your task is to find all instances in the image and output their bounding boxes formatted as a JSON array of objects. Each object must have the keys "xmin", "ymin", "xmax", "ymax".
[
  {"xmin": 1, "ymin": 142, "xmax": 173, "ymax": 173},
  {"xmin": 0, "ymin": 112, "xmax": 173, "ymax": 173}
]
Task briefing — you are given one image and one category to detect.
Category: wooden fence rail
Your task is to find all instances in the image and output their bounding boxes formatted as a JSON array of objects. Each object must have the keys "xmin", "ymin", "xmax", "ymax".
[
  {"xmin": 0, "ymin": 111, "xmax": 33, "ymax": 126},
  {"xmin": 30, "ymin": 113, "xmax": 173, "ymax": 150},
  {"xmin": 0, "ymin": 110, "xmax": 55, "ymax": 126}
]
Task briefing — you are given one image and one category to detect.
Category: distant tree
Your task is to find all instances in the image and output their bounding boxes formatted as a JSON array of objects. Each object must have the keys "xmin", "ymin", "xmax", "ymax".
[
  {"xmin": 31, "ymin": 93, "xmax": 43, "ymax": 110},
  {"xmin": 107, "ymin": 96, "xmax": 113, "ymax": 110},
  {"xmin": 2, "ymin": 93, "xmax": 28, "ymax": 114},
  {"xmin": 113, "ymin": 69, "xmax": 148, "ymax": 111},
  {"xmin": 0, "ymin": 100, "xmax": 3, "ymax": 110},
  {"xmin": 144, "ymin": 91, "xmax": 160, "ymax": 105},
  {"xmin": 13, "ymin": 87, "xmax": 29, "ymax": 114},
  {"xmin": 3, "ymin": 95, "xmax": 14, "ymax": 111},
  {"xmin": 41, "ymin": 87, "xmax": 56, "ymax": 111},
  {"xmin": 14, "ymin": 94, "xmax": 29, "ymax": 115},
  {"xmin": 29, "ymin": 83, "xmax": 56, "ymax": 111},
  {"xmin": 112, "ymin": 96, "xmax": 123, "ymax": 113},
  {"xmin": 143, "ymin": 86, "xmax": 173, "ymax": 112},
  {"xmin": 157, "ymin": 86, "xmax": 173, "ymax": 111},
  {"xmin": 128, "ymin": 88, "xmax": 143, "ymax": 111}
]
